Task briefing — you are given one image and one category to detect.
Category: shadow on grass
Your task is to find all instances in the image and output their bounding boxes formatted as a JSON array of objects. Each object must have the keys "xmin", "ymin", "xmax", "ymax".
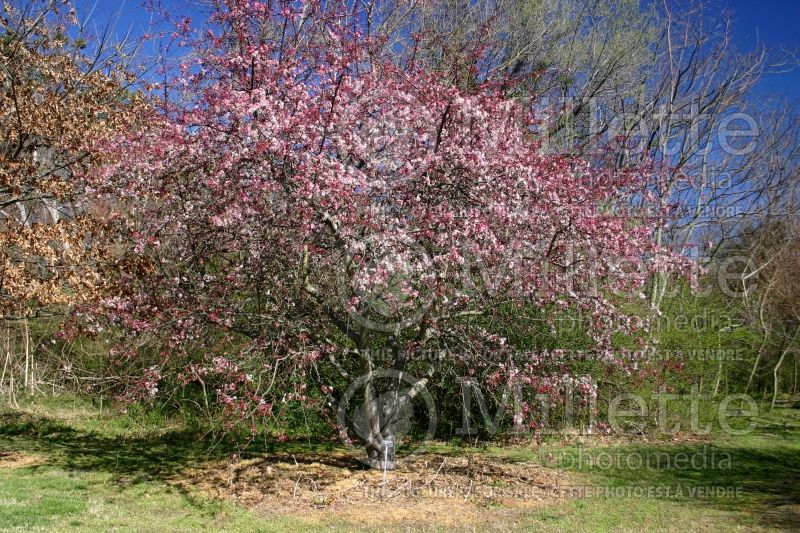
[
  {"xmin": 0, "ymin": 410, "xmax": 343, "ymax": 487},
  {"xmin": 3, "ymin": 407, "xmax": 800, "ymax": 530},
  {"xmin": 556, "ymin": 409, "xmax": 800, "ymax": 531}
]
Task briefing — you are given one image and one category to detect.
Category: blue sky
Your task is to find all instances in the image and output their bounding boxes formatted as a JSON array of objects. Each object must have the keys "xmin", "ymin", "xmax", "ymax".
[
  {"xmin": 727, "ymin": 0, "xmax": 800, "ymax": 99},
  {"xmin": 76, "ymin": 0, "xmax": 799, "ymax": 99}
]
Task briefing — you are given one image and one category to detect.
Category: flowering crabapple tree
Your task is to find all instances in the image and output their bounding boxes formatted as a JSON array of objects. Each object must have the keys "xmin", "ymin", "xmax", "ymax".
[{"xmin": 87, "ymin": 0, "xmax": 689, "ymax": 469}]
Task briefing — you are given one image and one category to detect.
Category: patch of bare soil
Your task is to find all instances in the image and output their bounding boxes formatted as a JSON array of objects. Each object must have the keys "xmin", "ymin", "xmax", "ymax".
[
  {"xmin": 0, "ymin": 451, "xmax": 43, "ymax": 468},
  {"xmin": 178, "ymin": 451, "xmax": 577, "ymax": 529}
]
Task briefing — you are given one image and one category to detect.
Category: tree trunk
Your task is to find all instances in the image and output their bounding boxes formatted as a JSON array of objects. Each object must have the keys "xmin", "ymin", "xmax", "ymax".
[
  {"xmin": 354, "ymin": 333, "xmax": 433, "ymax": 471},
  {"xmin": 713, "ymin": 357, "xmax": 723, "ymax": 397},
  {"xmin": 363, "ymin": 398, "xmax": 398, "ymax": 470},
  {"xmin": 359, "ymin": 346, "xmax": 399, "ymax": 471},
  {"xmin": 746, "ymin": 333, "xmax": 769, "ymax": 394},
  {"xmin": 772, "ymin": 325, "xmax": 800, "ymax": 410},
  {"xmin": 772, "ymin": 347, "xmax": 788, "ymax": 410},
  {"xmin": 1, "ymin": 324, "xmax": 9, "ymax": 393},
  {"xmin": 361, "ymin": 387, "xmax": 401, "ymax": 470},
  {"xmin": 23, "ymin": 319, "xmax": 30, "ymax": 391}
]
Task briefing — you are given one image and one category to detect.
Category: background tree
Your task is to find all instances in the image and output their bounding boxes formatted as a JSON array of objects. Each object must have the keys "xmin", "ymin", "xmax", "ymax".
[{"xmin": 0, "ymin": 0, "xmax": 143, "ymax": 399}]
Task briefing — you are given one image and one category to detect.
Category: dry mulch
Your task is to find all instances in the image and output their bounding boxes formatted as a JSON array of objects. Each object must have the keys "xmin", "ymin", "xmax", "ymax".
[
  {"xmin": 179, "ymin": 449, "xmax": 578, "ymax": 529},
  {"xmin": 176, "ymin": 433, "xmax": 714, "ymax": 528}
]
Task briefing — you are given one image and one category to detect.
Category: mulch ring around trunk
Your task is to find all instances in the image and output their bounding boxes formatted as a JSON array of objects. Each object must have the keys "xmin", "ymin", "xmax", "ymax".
[{"xmin": 177, "ymin": 450, "xmax": 578, "ymax": 528}]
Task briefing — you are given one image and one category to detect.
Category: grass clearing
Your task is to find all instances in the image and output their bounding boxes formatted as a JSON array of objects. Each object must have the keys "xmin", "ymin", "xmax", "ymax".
[{"xmin": 0, "ymin": 397, "xmax": 798, "ymax": 531}]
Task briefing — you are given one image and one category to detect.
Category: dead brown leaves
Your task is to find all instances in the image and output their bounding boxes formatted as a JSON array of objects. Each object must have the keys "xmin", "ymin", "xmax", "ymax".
[{"xmin": 0, "ymin": 1, "xmax": 147, "ymax": 319}]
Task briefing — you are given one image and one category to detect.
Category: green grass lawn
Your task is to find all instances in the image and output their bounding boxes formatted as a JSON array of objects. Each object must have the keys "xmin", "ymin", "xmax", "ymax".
[
  {"xmin": 0, "ymin": 397, "xmax": 798, "ymax": 531},
  {"xmin": 0, "ymin": 397, "xmax": 311, "ymax": 532},
  {"xmin": 521, "ymin": 408, "xmax": 800, "ymax": 532}
]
